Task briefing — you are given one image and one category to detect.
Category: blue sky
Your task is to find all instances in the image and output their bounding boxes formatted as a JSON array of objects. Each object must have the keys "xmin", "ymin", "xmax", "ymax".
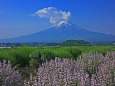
[{"xmin": 0, "ymin": 0, "xmax": 115, "ymax": 39}]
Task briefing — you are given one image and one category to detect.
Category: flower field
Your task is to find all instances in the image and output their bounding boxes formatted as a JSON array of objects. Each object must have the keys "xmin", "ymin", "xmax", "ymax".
[
  {"xmin": 0, "ymin": 46, "xmax": 115, "ymax": 86},
  {"xmin": 24, "ymin": 51, "xmax": 115, "ymax": 86}
]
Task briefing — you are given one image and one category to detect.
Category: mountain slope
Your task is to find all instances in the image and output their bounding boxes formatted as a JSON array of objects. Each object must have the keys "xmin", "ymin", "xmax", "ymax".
[{"xmin": 0, "ymin": 21, "xmax": 115, "ymax": 43}]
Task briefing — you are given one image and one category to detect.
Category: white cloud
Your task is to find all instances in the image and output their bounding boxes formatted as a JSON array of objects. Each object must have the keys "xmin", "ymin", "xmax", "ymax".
[{"xmin": 34, "ymin": 7, "xmax": 71, "ymax": 25}]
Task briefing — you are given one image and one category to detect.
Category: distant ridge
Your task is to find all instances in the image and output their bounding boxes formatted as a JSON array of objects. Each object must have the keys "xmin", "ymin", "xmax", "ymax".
[{"xmin": 0, "ymin": 21, "xmax": 115, "ymax": 43}]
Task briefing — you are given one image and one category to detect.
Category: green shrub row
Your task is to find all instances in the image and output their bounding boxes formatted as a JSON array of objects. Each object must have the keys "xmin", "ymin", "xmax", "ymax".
[{"xmin": 0, "ymin": 46, "xmax": 114, "ymax": 68}]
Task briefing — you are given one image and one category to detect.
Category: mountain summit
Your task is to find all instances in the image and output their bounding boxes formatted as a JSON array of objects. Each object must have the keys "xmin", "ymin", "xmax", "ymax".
[
  {"xmin": 51, "ymin": 21, "xmax": 84, "ymax": 33},
  {"xmin": 0, "ymin": 22, "xmax": 115, "ymax": 43},
  {"xmin": 52, "ymin": 21, "xmax": 82, "ymax": 30},
  {"xmin": 53, "ymin": 21, "xmax": 72, "ymax": 28}
]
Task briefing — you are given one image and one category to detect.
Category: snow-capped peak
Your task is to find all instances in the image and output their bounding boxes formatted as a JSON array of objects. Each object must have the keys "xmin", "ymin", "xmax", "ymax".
[
  {"xmin": 51, "ymin": 21, "xmax": 84, "ymax": 30},
  {"xmin": 53, "ymin": 20, "xmax": 72, "ymax": 28},
  {"xmin": 57, "ymin": 21, "xmax": 67, "ymax": 27}
]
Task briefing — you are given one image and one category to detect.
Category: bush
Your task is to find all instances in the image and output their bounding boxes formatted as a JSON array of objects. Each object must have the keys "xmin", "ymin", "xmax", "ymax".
[
  {"xmin": 29, "ymin": 49, "xmax": 55, "ymax": 67},
  {"xmin": 40, "ymin": 50, "xmax": 55, "ymax": 61},
  {"xmin": 0, "ymin": 60, "xmax": 22, "ymax": 86},
  {"xmin": 25, "ymin": 51, "xmax": 115, "ymax": 86},
  {"xmin": 67, "ymin": 48, "xmax": 82, "ymax": 60}
]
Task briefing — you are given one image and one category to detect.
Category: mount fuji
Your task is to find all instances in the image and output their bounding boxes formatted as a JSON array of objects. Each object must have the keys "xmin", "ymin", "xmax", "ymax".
[{"xmin": 0, "ymin": 21, "xmax": 115, "ymax": 43}]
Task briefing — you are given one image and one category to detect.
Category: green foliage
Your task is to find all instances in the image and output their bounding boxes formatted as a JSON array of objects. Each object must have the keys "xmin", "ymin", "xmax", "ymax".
[
  {"xmin": 60, "ymin": 39, "xmax": 90, "ymax": 46},
  {"xmin": 0, "ymin": 46, "xmax": 114, "ymax": 68},
  {"xmin": 0, "ymin": 46, "xmax": 34, "ymax": 67},
  {"xmin": 40, "ymin": 50, "xmax": 55, "ymax": 61},
  {"xmin": 29, "ymin": 49, "xmax": 55, "ymax": 67},
  {"xmin": 67, "ymin": 48, "xmax": 82, "ymax": 60},
  {"xmin": 53, "ymin": 49, "xmax": 73, "ymax": 59}
]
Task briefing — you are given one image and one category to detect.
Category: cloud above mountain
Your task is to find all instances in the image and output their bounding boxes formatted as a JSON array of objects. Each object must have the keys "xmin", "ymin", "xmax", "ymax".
[{"xmin": 34, "ymin": 7, "xmax": 71, "ymax": 25}]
